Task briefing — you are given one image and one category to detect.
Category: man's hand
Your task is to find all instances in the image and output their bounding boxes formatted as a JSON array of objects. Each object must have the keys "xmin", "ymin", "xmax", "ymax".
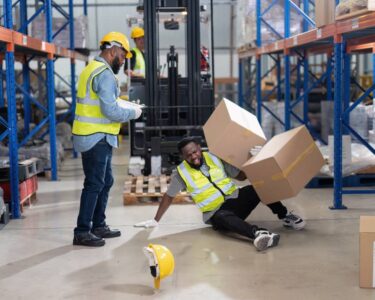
[
  {"xmin": 134, "ymin": 219, "xmax": 159, "ymax": 228},
  {"xmin": 133, "ymin": 106, "xmax": 143, "ymax": 119}
]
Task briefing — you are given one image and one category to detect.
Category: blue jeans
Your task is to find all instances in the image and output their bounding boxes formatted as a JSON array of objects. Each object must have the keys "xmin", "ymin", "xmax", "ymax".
[{"xmin": 74, "ymin": 138, "xmax": 114, "ymax": 234}]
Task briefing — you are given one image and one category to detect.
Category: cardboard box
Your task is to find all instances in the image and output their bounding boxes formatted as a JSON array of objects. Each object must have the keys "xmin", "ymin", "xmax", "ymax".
[
  {"xmin": 360, "ymin": 216, "xmax": 375, "ymax": 288},
  {"xmin": 203, "ymin": 98, "xmax": 266, "ymax": 169},
  {"xmin": 315, "ymin": 0, "xmax": 336, "ymax": 27},
  {"xmin": 242, "ymin": 125, "xmax": 324, "ymax": 204},
  {"xmin": 357, "ymin": 166, "xmax": 375, "ymax": 175}
]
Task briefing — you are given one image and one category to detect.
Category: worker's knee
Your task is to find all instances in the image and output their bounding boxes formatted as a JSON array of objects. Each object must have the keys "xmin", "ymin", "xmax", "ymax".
[{"xmin": 212, "ymin": 209, "xmax": 236, "ymax": 224}]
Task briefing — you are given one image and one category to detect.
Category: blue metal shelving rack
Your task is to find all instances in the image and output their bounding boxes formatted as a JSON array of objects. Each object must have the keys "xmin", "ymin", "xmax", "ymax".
[
  {"xmin": 237, "ymin": 0, "xmax": 375, "ymax": 209},
  {"xmin": 0, "ymin": 0, "xmax": 88, "ymax": 218}
]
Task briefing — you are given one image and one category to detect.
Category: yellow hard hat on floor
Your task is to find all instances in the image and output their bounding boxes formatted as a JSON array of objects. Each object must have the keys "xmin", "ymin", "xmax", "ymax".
[
  {"xmin": 100, "ymin": 31, "xmax": 132, "ymax": 58},
  {"xmin": 143, "ymin": 244, "xmax": 175, "ymax": 289},
  {"xmin": 131, "ymin": 27, "xmax": 145, "ymax": 39}
]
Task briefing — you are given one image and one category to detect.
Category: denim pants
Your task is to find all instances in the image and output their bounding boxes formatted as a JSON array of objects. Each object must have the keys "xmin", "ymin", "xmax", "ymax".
[
  {"xmin": 210, "ymin": 185, "xmax": 288, "ymax": 239},
  {"xmin": 74, "ymin": 139, "xmax": 114, "ymax": 234}
]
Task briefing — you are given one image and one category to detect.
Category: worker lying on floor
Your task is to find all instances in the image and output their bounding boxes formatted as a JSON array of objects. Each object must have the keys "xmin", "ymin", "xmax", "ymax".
[{"xmin": 134, "ymin": 137, "xmax": 305, "ymax": 251}]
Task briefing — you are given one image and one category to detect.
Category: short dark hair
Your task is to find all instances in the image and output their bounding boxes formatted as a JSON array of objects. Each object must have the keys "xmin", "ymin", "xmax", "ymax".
[
  {"xmin": 100, "ymin": 42, "xmax": 110, "ymax": 51},
  {"xmin": 177, "ymin": 137, "xmax": 201, "ymax": 153}
]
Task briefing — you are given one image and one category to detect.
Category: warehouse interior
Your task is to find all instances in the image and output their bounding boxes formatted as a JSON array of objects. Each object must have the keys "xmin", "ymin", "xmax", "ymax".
[{"xmin": 1, "ymin": 0, "xmax": 375, "ymax": 299}]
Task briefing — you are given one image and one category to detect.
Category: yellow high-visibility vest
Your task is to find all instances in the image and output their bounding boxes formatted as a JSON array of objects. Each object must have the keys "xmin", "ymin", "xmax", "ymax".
[
  {"xmin": 177, "ymin": 152, "xmax": 238, "ymax": 212},
  {"xmin": 72, "ymin": 60, "xmax": 121, "ymax": 136},
  {"xmin": 132, "ymin": 47, "xmax": 145, "ymax": 77}
]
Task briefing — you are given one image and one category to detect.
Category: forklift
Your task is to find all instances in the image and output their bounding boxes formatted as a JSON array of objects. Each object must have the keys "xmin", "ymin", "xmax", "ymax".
[{"xmin": 128, "ymin": 0, "xmax": 215, "ymax": 175}]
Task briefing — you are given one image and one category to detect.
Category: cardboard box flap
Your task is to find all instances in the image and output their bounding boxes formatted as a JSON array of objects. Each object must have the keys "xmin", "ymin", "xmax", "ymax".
[
  {"xmin": 360, "ymin": 216, "xmax": 375, "ymax": 233},
  {"xmin": 222, "ymin": 98, "xmax": 266, "ymax": 141},
  {"xmin": 250, "ymin": 126, "xmax": 306, "ymax": 165}
]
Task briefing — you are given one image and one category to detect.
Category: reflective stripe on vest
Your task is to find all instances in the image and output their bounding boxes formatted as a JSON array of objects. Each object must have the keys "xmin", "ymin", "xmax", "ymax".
[
  {"xmin": 132, "ymin": 47, "xmax": 145, "ymax": 77},
  {"xmin": 72, "ymin": 60, "xmax": 121, "ymax": 136},
  {"xmin": 177, "ymin": 152, "xmax": 237, "ymax": 212}
]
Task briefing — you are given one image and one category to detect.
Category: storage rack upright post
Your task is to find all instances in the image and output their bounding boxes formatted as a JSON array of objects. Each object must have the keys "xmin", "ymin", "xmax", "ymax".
[
  {"xmin": 237, "ymin": 0, "xmax": 375, "ymax": 209},
  {"xmin": 0, "ymin": 0, "xmax": 88, "ymax": 218}
]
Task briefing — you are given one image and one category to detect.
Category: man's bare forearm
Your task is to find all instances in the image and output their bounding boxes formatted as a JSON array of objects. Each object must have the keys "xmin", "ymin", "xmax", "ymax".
[{"xmin": 154, "ymin": 193, "xmax": 174, "ymax": 222}]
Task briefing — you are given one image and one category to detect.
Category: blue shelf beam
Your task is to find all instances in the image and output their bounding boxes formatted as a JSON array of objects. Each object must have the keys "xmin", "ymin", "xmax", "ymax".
[{"xmin": 3, "ymin": 0, "xmax": 21, "ymax": 218}]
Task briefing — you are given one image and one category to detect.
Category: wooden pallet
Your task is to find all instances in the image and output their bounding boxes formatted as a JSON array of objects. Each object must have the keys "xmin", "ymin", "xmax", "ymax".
[
  {"xmin": 123, "ymin": 175, "xmax": 192, "ymax": 205},
  {"xmin": 20, "ymin": 192, "xmax": 37, "ymax": 212}
]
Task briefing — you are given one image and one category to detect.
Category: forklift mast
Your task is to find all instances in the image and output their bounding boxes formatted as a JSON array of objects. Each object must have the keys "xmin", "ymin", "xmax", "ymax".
[{"xmin": 129, "ymin": 0, "xmax": 215, "ymax": 175}]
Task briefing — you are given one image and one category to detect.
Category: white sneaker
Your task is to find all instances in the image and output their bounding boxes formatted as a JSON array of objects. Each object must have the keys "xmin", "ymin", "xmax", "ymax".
[
  {"xmin": 253, "ymin": 230, "xmax": 280, "ymax": 251},
  {"xmin": 283, "ymin": 212, "xmax": 305, "ymax": 230}
]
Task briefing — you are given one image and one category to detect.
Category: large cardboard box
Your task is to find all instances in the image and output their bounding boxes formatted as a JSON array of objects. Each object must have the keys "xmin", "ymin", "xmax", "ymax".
[
  {"xmin": 203, "ymin": 98, "xmax": 266, "ymax": 169},
  {"xmin": 242, "ymin": 125, "xmax": 324, "ymax": 204},
  {"xmin": 315, "ymin": 0, "xmax": 336, "ymax": 27},
  {"xmin": 360, "ymin": 216, "xmax": 375, "ymax": 288}
]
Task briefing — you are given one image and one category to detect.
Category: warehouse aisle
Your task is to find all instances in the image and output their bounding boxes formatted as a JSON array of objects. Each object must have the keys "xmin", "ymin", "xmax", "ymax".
[{"xmin": 0, "ymin": 140, "xmax": 374, "ymax": 300}]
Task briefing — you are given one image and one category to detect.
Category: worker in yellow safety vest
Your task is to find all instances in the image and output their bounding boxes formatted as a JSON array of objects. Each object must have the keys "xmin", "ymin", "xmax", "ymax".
[
  {"xmin": 135, "ymin": 137, "xmax": 306, "ymax": 251},
  {"xmin": 72, "ymin": 31, "xmax": 143, "ymax": 247},
  {"xmin": 124, "ymin": 26, "xmax": 145, "ymax": 78}
]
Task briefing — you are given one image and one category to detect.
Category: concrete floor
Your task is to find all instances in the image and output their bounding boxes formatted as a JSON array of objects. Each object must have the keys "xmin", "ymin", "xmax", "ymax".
[{"xmin": 1, "ymin": 141, "xmax": 375, "ymax": 300}]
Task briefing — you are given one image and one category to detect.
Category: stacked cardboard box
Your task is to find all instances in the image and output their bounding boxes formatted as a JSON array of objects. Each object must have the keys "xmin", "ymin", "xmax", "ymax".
[
  {"xmin": 360, "ymin": 216, "xmax": 375, "ymax": 288},
  {"xmin": 204, "ymin": 99, "xmax": 324, "ymax": 204},
  {"xmin": 315, "ymin": 0, "xmax": 336, "ymax": 27}
]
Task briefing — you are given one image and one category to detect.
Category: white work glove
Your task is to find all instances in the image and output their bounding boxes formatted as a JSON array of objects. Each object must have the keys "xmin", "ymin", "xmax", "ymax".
[
  {"xmin": 133, "ymin": 106, "xmax": 143, "ymax": 119},
  {"xmin": 134, "ymin": 219, "xmax": 159, "ymax": 228}
]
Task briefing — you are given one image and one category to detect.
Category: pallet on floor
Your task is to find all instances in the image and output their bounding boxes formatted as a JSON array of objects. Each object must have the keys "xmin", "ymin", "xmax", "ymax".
[
  {"xmin": 306, "ymin": 174, "xmax": 375, "ymax": 189},
  {"xmin": 123, "ymin": 175, "xmax": 192, "ymax": 205}
]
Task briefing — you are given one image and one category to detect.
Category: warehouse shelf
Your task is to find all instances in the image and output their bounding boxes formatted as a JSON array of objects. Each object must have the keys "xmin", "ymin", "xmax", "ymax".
[
  {"xmin": 237, "ymin": 0, "xmax": 375, "ymax": 210},
  {"xmin": 0, "ymin": 0, "xmax": 88, "ymax": 219}
]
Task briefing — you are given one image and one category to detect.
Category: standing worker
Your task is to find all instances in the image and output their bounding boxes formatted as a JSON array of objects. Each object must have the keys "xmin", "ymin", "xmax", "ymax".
[
  {"xmin": 72, "ymin": 32, "xmax": 143, "ymax": 247},
  {"xmin": 135, "ymin": 137, "xmax": 305, "ymax": 251},
  {"xmin": 124, "ymin": 26, "xmax": 145, "ymax": 78}
]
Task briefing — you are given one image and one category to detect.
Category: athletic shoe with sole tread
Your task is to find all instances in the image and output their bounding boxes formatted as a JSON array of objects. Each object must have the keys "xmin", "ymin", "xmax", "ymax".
[
  {"xmin": 253, "ymin": 230, "xmax": 280, "ymax": 251},
  {"xmin": 283, "ymin": 211, "xmax": 305, "ymax": 230}
]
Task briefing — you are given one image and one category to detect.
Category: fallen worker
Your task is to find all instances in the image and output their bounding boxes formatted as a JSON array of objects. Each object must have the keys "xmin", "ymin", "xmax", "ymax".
[{"xmin": 134, "ymin": 137, "xmax": 305, "ymax": 251}]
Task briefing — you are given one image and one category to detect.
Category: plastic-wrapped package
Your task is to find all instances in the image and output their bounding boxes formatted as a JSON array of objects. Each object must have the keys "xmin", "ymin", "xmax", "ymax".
[
  {"xmin": 236, "ymin": 0, "xmax": 303, "ymax": 46},
  {"xmin": 319, "ymin": 141, "xmax": 375, "ymax": 176},
  {"xmin": 31, "ymin": 15, "xmax": 89, "ymax": 48},
  {"xmin": 350, "ymin": 104, "xmax": 369, "ymax": 140},
  {"xmin": 336, "ymin": 0, "xmax": 372, "ymax": 17},
  {"xmin": 261, "ymin": 101, "xmax": 276, "ymax": 139},
  {"xmin": 351, "ymin": 0, "xmax": 368, "ymax": 11},
  {"xmin": 336, "ymin": 0, "xmax": 351, "ymax": 16},
  {"xmin": 321, "ymin": 101, "xmax": 334, "ymax": 143}
]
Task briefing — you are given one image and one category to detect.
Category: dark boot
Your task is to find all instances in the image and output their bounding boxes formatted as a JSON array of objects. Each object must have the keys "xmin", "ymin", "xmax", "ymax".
[
  {"xmin": 73, "ymin": 232, "xmax": 105, "ymax": 247},
  {"xmin": 92, "ymin": 225, "xmax": 121, "ymax": 239}
]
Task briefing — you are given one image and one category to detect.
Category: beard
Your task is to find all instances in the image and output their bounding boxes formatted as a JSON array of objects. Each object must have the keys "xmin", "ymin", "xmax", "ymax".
[
  {"xmin": 111, "ymin": 57, "xmax": 121, "ymax": 74},
  {"xmin": 188, "ymin": 158, "xmax": 203, "ymax": 169}
]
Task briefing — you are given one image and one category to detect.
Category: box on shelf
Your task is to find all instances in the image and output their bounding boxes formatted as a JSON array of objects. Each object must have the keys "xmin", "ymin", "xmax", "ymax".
[
  {"xmin": 242, "ymin": 125, "xmax": 324, "ymax": 204},
  {"xmin": 203, "ymin": 98, "xmax": 267, "ymax": 169},
  {"xmin": 336, "ymin": 0, "xmax": 375, "ymax": 20},
  {"xmin": 360, "ymin": 216, "xmax": 375, "ymax": 288},
  {"xmin": 315, "ymin": 0, "xmax": 336, "ymax": 27}
]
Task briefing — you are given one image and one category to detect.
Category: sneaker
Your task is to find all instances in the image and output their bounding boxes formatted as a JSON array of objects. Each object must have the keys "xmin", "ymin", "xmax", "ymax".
[
  {"xmin": 73, "ymin": 232, "xmax": 105, "ymax": 247},
  {"xmin": 283, "ymin": 212, "xmax": 305, "ymax": 230},
  {"xmin": 253, "ymin": 230, "xmax": 280, "ymax": 251},
  {"xmin": 92, "ymin": 225, "xmax": 121, "ymax": 239}
]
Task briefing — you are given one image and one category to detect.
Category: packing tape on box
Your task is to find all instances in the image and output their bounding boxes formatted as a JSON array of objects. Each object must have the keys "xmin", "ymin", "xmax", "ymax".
[
  {"xmin": 252, "ymin": 143, "xmax": 316, "ymax": 188},
  {"xmin": 242, "ymin": 130, "xmax": 253, "ymax": 138}
]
